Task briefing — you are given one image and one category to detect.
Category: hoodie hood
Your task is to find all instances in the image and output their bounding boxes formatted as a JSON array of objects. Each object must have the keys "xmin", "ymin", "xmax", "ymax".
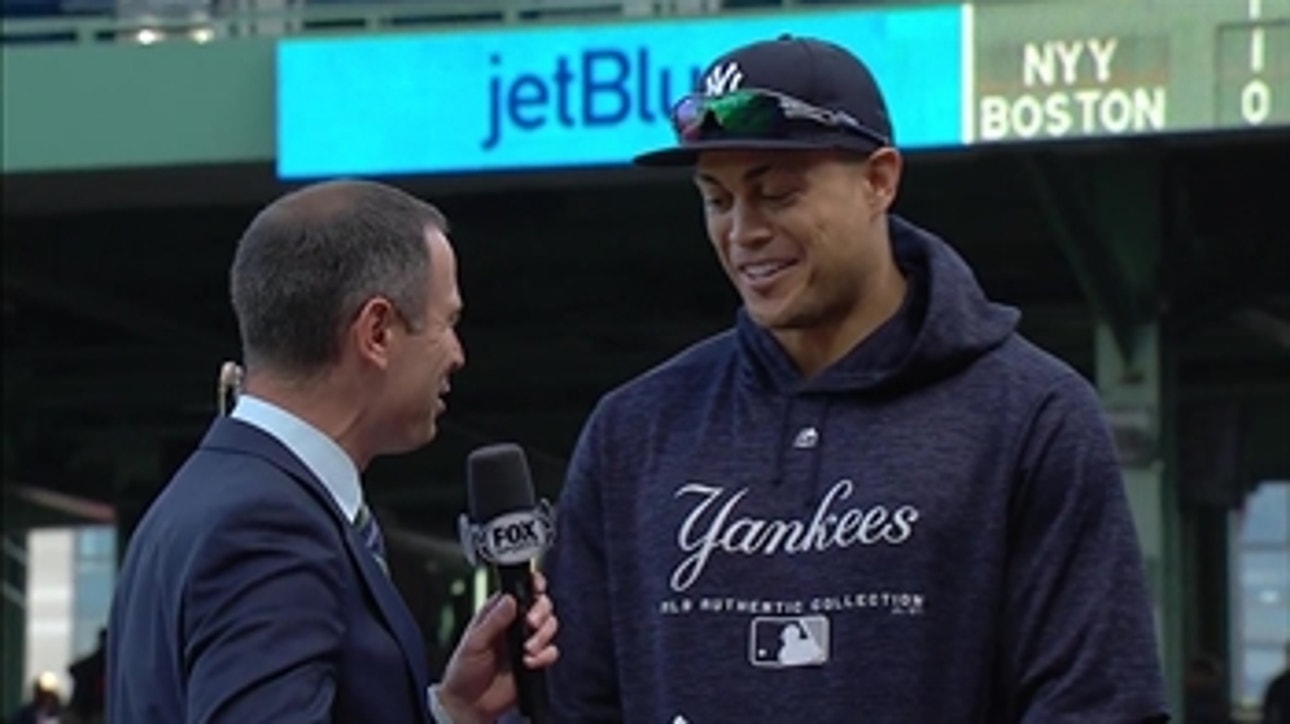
[{"xmin": 737, "ymin": 214, "xmax": 1019, "ymax": 396}]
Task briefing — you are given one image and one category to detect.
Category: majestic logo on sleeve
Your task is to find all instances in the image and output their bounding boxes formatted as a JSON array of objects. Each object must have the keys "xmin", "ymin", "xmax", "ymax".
[
  {"xmin": 670, "ymin": 479, "xmax": 920, "ymax": 592},
  {"xmin": 703, "ymin": 61, "xmax": 744, "ymax": 96}
]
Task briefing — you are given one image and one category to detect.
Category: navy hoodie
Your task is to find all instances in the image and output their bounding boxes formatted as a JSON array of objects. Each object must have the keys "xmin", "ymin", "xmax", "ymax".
[{"xmin": 546, "ymin": 217, "xmax": 1168, "ymax": 723}]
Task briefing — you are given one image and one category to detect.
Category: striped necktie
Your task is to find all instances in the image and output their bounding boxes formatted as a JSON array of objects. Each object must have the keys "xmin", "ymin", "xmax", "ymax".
[{"xmin": 354, "ymin": 503, "xmax": 389, "ymax": 574}]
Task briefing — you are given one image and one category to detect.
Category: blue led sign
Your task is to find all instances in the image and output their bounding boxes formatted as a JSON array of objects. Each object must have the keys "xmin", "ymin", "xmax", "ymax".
[{"xmin": 276, "ymin": 6, "xmax": 965, "ymax": 178}]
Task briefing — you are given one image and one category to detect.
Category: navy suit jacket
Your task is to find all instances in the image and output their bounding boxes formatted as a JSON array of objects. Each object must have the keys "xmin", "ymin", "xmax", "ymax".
[{"xmin": 109, "ymin": 417, "xmax": 432, "ymax": 723}]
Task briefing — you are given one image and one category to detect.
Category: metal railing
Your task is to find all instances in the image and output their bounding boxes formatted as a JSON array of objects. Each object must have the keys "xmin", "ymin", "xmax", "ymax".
[
  {"xmin": 1, "ymin": 0, "xmax": 726, "ymax": 44},
  {"xmin": 0, "ymin": 0, "xmax": 1071, "ymax": 46}
]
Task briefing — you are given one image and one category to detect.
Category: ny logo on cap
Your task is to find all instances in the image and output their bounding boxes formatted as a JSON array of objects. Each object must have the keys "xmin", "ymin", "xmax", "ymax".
[{"xmin": 704, "ymin": 61, "xmax": 744, "ymax": 97}]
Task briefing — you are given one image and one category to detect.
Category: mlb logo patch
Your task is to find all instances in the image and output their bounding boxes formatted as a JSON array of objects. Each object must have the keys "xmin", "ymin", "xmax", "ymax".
[{"xmin": 748, "ymin": 615, "xmax": 829, "ymax": 668}]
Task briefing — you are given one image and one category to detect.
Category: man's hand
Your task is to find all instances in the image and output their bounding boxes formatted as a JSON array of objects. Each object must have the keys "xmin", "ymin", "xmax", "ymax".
[{"xmin": 436, "ymin": 570, "xmax": 559, "ymax": 723}]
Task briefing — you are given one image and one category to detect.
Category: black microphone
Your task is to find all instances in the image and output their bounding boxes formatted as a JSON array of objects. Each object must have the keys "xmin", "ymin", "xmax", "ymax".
[{"xmin": 460, "ymin": 443, "xmax": 554, "ymax": 724}]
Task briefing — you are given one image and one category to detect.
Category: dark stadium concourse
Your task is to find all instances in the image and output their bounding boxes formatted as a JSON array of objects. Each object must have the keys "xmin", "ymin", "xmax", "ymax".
[
  {"xmin": 3, "ymin": 128, "xmax": 1288, "ymax": 532},
  {"xmin": 3, "ymin": 127, "xmax": 1289, "ymax": 676}
]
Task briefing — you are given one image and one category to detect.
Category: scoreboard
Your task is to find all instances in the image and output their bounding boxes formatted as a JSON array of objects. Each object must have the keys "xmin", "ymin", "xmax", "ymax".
[
  {"xmin": 5, "ymin": 0, "xmax": 1287, "ymax": 176},
  {"xmin": 970, "ymin": 0, "xmax": 1290, "ymax": 143}
]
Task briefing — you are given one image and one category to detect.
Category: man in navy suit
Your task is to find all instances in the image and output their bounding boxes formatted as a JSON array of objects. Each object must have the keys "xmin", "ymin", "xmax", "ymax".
[{"xmin": 109, "ymin": 179, "xmax": 559, "ymax": 723}]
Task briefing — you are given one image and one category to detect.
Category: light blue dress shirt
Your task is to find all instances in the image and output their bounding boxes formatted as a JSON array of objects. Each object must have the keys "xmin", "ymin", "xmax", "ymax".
[{"xmin": 231, "ymin": 394, "xmax": 363, "ymax": 524}]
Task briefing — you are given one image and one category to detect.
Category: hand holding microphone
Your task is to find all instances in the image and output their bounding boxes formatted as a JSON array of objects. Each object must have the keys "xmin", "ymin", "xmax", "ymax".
[
  {"xmin": 437, "ymin": 573, "xmax": 558, "ymax": 724},
  {"xmin": 445, "ymin": 443, "xmax": 558, "ymax": 724}
]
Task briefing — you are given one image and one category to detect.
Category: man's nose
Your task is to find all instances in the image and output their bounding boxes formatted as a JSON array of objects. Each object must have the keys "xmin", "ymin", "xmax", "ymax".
[
  {"xmin": 450, "ymin": 330, "xmax": 466, "ymax": 371},
  {"xmin": 728, "ymin": 200, "xmax": 773, "ymax": 248}
]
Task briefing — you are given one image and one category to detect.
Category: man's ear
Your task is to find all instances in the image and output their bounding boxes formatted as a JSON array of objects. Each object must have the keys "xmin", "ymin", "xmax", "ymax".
[
  {"xmin": 862, "ymin": 147, "xmax": 903, "ymax": 217},
  {"xmin": 349, "ymin": 296, "xmax": 397, "ymax": 370}
]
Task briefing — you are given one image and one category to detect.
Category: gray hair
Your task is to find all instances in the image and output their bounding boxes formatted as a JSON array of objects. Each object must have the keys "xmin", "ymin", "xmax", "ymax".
[{"xmin": 229, "ymin": 179, "xmax": 448, "ymax": 377}]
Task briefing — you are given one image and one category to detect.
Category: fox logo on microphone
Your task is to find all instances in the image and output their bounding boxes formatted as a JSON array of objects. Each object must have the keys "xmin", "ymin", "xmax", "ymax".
[{"xmin": 459, "ymin": 500, "xmax": 556, "ymax": 567}]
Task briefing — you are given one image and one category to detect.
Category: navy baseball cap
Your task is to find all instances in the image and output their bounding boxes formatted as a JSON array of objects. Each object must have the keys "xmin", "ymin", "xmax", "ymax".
[{"xmin": 634, "ymin": 34, "xmax": 894, "ymax": 167}]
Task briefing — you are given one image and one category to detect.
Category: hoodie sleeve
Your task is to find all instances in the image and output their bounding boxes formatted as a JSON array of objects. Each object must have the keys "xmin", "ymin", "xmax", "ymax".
[
  {"xmin": 544, "ymin": 400, "xmax": 623, "ymax": 722},
  {"xmin": 1001, "ymin": 373, "xmax": 1169, "ymax": 724}
]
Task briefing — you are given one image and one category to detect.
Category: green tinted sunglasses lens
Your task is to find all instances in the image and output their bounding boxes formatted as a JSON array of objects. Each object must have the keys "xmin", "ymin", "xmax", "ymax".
[{"xmin": 708, "ymin": 91, "xmax": 779, "ymax": 135}]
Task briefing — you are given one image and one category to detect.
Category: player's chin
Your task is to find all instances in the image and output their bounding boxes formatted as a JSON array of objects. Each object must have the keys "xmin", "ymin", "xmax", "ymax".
[
  {"xmin": 746, "ymin": 299, "xmax": 805, "ymax": 330},
  {"xmin": 744, "ymin": 281, "xmax": 814, "ymax": 322}
]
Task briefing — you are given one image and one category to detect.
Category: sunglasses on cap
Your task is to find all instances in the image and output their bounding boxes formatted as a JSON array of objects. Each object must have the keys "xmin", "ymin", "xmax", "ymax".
[{"xmin": 670, "ymin": 88, "xmax": 891, "ymax": 148}]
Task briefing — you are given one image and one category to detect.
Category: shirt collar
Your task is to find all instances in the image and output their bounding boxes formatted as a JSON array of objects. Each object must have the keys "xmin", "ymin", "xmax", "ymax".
[{"xmin": 230, "ymin": 394, "xmax": 363, "ymax": 524}]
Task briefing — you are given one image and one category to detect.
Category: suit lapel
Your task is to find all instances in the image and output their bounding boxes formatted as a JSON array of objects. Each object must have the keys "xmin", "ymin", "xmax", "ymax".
[
  {"xmin": 341, "ymin": 521, "xmax": 433, "ymax": 710},
  {"xmin": 199, "ymin": 418, "xmax": 432, "ymax": 716}
]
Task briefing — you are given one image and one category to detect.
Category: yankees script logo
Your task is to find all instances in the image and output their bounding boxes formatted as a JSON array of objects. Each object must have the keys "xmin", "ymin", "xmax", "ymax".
[
  {"xmin": 704, "ymin": 61, "xmax": 744, "ymax": 96},
  {"xmin": 670, "ymin": 479, "xmax": 921, "ymax": 592}
]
